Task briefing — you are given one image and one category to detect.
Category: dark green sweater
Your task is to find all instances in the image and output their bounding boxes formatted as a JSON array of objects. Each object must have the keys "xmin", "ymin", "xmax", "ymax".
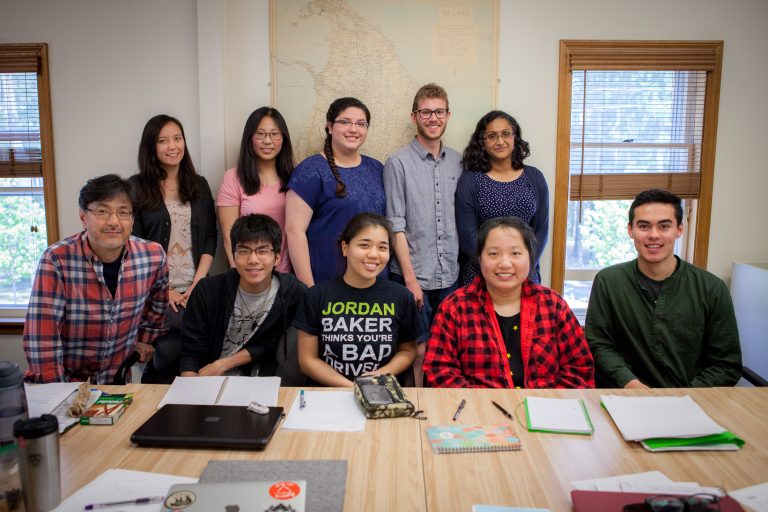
[{"xmin": 585, "ymin": 258, "xmax": 742, "ymax": 388}]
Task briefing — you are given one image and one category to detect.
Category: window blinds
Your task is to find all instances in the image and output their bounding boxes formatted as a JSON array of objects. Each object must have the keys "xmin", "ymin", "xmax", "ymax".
[
  {"xmin": 568, "ymin": 69, "xmax": 706, "ymax": 201},
  {"xmin": 0, "ymin": 45, "xmax": 43, "ymax": 177}
]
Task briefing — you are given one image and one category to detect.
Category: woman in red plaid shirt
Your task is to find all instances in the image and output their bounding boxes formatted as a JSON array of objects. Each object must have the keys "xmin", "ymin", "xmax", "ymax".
[{"xmin": 423, "ymin": 217, "xmax": 594, "ymax": 388}]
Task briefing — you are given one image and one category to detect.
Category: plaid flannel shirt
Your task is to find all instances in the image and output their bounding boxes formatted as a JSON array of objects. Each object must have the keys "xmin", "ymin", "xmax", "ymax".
[
  {"xmin": 23, "ymin": 232, "xmax": 168, "ymax": 383},
  {"xmin": 423, "ymin": 277, "xmax": 594, "ymax": 388}
]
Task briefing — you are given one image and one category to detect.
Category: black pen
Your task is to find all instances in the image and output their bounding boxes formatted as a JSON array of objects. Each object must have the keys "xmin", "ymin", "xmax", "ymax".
[
  {"xmin": 453, "ymin": 399, "xmax": 466, "ymax": 421},
  {"xmin": 491, "ymin": 400, "xmax": 514, "ymax": 422}
]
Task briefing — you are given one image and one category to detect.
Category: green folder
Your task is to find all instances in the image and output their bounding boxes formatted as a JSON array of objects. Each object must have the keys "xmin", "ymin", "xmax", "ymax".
[{"xmin": 641, "ymin": 431, "xmax": 745, "ymax": 452}]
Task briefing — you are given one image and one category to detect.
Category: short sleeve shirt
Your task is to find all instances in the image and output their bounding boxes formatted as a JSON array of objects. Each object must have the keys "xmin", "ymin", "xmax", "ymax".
[
  {"xmin": 293, "ymin": 277, "xmax": 422, "ymax": 381},
  {"xmin": 216, "ymin": 167, "xmax": 291, "ymax": 273},
  {"xmin": 288, "ymin": 154, "xmax": 386, "ymax": 283}
]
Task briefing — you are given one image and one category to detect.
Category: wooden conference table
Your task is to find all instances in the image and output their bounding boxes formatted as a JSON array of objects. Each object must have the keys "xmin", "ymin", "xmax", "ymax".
[{"xmin": 60, "ymin": 385, "xmax": 768, "ymax": 512}]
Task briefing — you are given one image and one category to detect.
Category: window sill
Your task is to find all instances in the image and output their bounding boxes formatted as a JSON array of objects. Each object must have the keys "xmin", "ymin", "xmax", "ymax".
[{"xmin": 0, "ymin": 318, "xmax": 24, "ymax": 335}]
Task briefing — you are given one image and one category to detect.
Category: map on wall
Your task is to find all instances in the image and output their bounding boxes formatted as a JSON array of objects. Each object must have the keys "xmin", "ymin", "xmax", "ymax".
[{"xmin": 270, "ymin": 0, "xmax": 498, "ymax": 162}]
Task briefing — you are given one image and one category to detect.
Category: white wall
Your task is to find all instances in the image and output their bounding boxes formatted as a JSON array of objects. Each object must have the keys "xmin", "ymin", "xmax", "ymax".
[
  {"xmin": 0, "ymin": 0, "xmax": 202, "ymax": 368},
  {"xmin": 2, "ymin": 0, "xmax": 767, "ymax": 366},
  {"xmin": 0, "ymin": 0, "xmax": 201, "ymax": 238}
]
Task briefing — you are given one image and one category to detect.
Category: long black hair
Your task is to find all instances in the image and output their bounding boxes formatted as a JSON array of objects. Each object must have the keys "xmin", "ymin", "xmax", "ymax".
[
  {"xmin": 236, "ymin": 107, "xmax": 295, "ymax": 195},
  {"xmin": 136, "ymin": 114, "xmax": 198, "ymax": 209},
  {"xmin": 461, "ymin": 110, "xmax": 530, "ymax": 173},
  {"xmin": 324, "ymin": 97, "xmax": 371, "ymax": 198}
]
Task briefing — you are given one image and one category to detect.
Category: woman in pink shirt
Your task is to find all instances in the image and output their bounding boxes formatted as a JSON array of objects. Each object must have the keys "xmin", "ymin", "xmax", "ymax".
[{"xmin": 217, "ymin": 107, "xmax": 295, "ymax": 272}]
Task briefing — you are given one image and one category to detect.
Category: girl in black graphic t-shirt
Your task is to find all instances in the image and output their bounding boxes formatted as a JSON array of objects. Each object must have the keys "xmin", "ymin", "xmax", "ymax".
[{"xmin": 294, "ymin": 213, "xmax": 421, "ymax": 387}]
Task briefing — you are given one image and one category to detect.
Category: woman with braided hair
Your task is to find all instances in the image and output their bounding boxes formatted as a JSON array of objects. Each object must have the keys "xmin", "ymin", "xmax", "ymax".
[{"xmin": 286, "ymin": 97, "xmax": 386, "ymax": 286}]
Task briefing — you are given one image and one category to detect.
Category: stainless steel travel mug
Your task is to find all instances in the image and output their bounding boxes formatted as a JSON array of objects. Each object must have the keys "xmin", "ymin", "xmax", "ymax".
[{"xmin": 14, "ymin": 414, "xmax": 60, "ymax": 512}]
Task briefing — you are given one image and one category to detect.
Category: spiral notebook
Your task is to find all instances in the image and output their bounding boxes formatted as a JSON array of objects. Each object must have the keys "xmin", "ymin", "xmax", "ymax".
[{"xmin": 426, "ymin": 424, "xmax": 522, "ymax": 454}]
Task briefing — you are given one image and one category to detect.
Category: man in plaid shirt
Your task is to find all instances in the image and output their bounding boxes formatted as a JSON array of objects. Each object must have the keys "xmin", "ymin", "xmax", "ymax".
[{"xmin": 23, "ymin": 174, "xmax": 168, "ymax": 383}]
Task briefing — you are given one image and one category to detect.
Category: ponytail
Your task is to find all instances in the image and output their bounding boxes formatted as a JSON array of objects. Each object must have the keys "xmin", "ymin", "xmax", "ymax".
[{"xmin": 324, "ymin": 134, "xmax": 347, "ymax": 198}]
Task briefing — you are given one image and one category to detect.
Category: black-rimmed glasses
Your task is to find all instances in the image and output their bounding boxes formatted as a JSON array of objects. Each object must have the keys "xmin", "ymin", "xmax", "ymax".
[
  {"xmin": 413, "ymin": 108, "xmax": 448, "ymax": 120},
  {"xmin": 253, "ymin": 130, "xmax": 283, "ymax": 141},
  {"xmin": 623, "ymin": 494, "xmax": 720, "ymax": 512},
  {"xmin": 234, "ymin": 246, "xmax": 275, "ymax": 259}
]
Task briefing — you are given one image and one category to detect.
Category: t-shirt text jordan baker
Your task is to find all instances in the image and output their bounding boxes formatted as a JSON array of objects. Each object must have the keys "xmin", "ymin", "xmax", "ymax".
[{"xmin": 320, "ymin": 301, "xmax": 396, "ymax": 377}]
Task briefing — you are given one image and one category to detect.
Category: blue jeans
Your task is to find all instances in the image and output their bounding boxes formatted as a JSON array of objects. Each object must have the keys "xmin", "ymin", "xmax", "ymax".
[{"xmin": 391, "ymin": 273, "xmax": 458, "ymax": 342}]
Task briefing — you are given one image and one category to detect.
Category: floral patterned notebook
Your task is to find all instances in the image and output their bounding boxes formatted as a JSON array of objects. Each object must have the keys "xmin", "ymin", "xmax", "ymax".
[{"xmin": 426, "ymin": 423, "xmax": 522, "ymax": 454}]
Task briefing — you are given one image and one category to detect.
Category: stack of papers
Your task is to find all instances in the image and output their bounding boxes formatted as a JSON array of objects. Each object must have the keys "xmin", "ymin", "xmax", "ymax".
[
  {"xmin": 572, "ymin": 471, "xmax": 725, "ymax": 496},
  {"xmin": 157, "ymin": 376, "xmax": 280, "ymax": 409},
  {"xmin": 600, "ymin": 395, "xmax": 744, "ymax": 452}
]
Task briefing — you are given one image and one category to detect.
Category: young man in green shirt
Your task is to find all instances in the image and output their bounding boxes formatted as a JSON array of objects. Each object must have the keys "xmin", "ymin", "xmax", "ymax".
[{"xmin": 585, "ymin": 189, "xmax": 742, "ymax": 388}]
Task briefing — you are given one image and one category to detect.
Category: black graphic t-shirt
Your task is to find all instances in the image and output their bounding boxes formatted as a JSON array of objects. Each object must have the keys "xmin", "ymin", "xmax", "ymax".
[{"xmin": 294, "ymin": 277, "xmax": 422, "ymax": 381}]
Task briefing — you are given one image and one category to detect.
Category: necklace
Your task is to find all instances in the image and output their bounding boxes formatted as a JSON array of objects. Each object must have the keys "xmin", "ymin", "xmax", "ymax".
[
  {"xmin": 161, "ymin": 180, "xmax": 179, "ymax": 192},
  {"xmin": 237, "ymin": 277, "xmax": 274, "ymax": 329}
]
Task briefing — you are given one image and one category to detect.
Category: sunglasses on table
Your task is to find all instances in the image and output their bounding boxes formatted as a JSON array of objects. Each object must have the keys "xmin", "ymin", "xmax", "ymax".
[{"xmin": 623, "ymin": 494, "xmax": 720, "ymax": 512}]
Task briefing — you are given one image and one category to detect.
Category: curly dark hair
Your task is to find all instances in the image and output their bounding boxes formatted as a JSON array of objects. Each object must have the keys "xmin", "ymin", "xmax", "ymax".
[
  {"xmin": 461, "ymin": 110, "xmax": 530, "ymax": 173},
  {"xmin": 136, "ymin": 114, "xmax": 198, "ymax": 209}
]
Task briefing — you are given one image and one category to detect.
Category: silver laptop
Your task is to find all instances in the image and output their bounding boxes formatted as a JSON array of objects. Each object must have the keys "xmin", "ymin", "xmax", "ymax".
[
  {"xmin": 163, "ymin": 480, "xmax": 306, "ymax": 511},
  {"xmin": 130, "ymin": 404, "xmax": 283, "ymax": 450}
]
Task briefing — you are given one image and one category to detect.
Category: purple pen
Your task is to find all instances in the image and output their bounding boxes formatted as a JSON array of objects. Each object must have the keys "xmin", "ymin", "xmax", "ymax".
[{"xmin": 84, "ymin": 495, "xmax": 165, "ymax": 510}]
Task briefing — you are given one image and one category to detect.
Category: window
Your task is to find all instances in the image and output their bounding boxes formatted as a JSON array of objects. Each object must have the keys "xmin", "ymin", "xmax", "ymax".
[
  {"xmin": 552, "ymin": 41, "xmax": 723, "ymax": 313},
  {"xmin": 0, "ymin": 44, "xmax": 58, "ymax": 329}
]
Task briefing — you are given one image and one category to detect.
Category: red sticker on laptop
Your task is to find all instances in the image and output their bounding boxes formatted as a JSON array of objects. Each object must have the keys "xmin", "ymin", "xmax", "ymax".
[{"xmin": 268, "ymin": 481, "xmax": 301, "ymax": 500}]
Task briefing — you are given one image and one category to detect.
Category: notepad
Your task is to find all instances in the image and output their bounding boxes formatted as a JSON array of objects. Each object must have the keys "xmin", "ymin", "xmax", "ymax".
[
  {"xmin": 523, "ymin": 397, "xmax": 594, "ymax": 435},
  {"xmin": 282, "ymin": 391, "xmax": 366, "ymax": 432},
  {"xmin": 25, "ymin": 382, "xmax": 102, "ymax": 434},
  {"xmin": 426, "ymin": 424, "xmax": 522, "ymax": 454},
  {"xmin": 157, "ymin": 376, "xmax": 280, "ymax": 409}
]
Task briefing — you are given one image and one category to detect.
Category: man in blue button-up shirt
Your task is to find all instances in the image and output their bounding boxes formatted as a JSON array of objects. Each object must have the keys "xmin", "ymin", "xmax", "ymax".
[{"xmin": 383, "ymin": 83, "xmax": 463, "ymax": 385}]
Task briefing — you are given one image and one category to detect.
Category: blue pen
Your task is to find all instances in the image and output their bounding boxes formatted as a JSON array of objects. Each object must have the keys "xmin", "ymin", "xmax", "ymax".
[{"xmin": 299, "ymin": 389, "xmax": 306, "ymax": 410}]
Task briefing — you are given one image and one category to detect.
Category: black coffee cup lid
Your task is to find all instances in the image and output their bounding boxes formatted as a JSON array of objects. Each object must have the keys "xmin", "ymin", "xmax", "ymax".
[{"xmin": 14, "ymin": 414, "xmax": 58, "ymax": 439}]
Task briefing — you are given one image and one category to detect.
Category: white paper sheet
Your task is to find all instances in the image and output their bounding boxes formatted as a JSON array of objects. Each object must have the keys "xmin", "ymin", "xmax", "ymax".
[
  {"xmin": 620, "ymin": 481, "xmax": 724, "ymax": 497},
  {"xmin": 731, "ymin": 482, "xmax": 768, "ymax": 512},
  {"xmin": 157, "ymin": 376, "xmax": 281, "ymax": 409},
  {"xmin": 600, "ymin": 395, "xmax": 725, "ymax": 441},
  {"xmin": 217, "ymin": 376, "xmax": 280, "ymax": 406},
  {"xmin": 53, "ymin": 469, "xmax": 197, "ymax": 511},
  {"xmin": 157, "ymin": 376, "xmax": 226, "ymax": 408},
  {"xmin": 24, "ymin": 382, "xmax": 80, "ymax": 417},
  {"xmin": 282, "ymin": 391, "xmax": 366, "ymax": 432},
  {"xmin": 525, "ymin": 397, "xmax": 592, "ymax": 433},
  {"xmin": 572, "ymin": 471, "xmax": 672, "ymax": 492}
]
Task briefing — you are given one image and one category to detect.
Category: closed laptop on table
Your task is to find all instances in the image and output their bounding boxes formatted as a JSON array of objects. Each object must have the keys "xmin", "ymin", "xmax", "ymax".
[{"xmin": 130, "ymin": 404, "xmax": 283, "ymax": 450}]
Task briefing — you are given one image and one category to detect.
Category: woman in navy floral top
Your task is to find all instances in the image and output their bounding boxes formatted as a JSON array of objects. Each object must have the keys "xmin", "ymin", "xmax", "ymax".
[{"xmin": 456, "ymin": 111, "xmax": 549, "ymax": 285}]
